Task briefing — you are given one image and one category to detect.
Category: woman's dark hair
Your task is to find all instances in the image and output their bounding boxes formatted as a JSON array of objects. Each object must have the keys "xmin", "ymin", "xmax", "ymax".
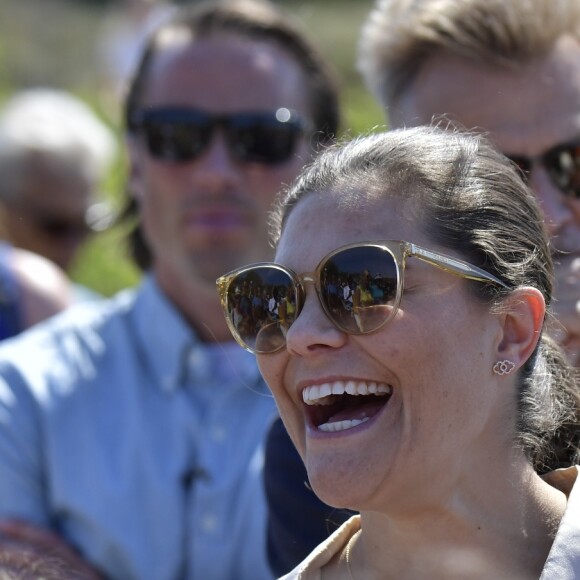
[
  {"xmin": 120, "ymin": 0, "xmax": 340, "ymax": 271},
  {"xmin": 271, "ymin": 125, "xmax": 580, "ymax": 473}
]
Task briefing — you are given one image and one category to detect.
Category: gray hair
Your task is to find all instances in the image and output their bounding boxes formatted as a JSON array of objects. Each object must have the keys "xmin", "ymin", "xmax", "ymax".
[
  {"xmin": 272, "ymin": 125, "xmax": 580, "ymax": 472},
  {"xmin": 0, "ymin": 88, "xmax": 117, "ymax": 200},
  {"xmin": 358, "ymin": 0, "xmax": 580, "ymax": 111}
]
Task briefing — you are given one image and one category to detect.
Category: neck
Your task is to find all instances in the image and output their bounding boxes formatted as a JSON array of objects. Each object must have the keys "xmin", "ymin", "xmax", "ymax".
[
  {"xmin": 352, "ymin": 463, "xmax": 566, "ymax": 580},
  {"xmin": 153, "ymin": 263, "xmax": 233, "ymax": 343}
]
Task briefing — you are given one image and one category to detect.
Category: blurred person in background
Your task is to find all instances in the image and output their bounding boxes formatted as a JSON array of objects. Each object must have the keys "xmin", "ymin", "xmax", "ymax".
[
  {"xmin": 0, "ymin": 244, "xmax": 71, "ymax": 340},
  {"xmin": 0, "ymin": 1, "xmax": 339, "ymax": 579},
  {"xmin": 265, "ymin": 0, "xmax": 580, "ymax": 575},
  {"xmin": 0, "ymin": 88, "xmax": 117, "ymax": 301}
]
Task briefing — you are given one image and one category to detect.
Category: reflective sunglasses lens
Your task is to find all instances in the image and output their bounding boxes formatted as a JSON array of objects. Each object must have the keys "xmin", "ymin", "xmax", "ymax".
[
  {"xmin": 143, "ymin": 110, "xmax": 210, "ymax": 161},
  {"xmin": 320, "ymin": 246, "xmax": 399, "ymax": 334},
  {"xmin": 227, "ymin": 117, "xmax": 300, "ymax": 164},
  {"xmin": 226, "ymin": 266, "xmax": 296, "ymax": 353},
  {"xmin": 546, "ymin": 143, "xmax": 580, "ymax": 199}
]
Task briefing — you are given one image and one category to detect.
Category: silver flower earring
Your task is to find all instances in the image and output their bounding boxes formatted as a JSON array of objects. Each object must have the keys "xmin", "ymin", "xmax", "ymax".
[{"xmin": 493, "ymin": 360, "xmax": 515, "ymax": 375}]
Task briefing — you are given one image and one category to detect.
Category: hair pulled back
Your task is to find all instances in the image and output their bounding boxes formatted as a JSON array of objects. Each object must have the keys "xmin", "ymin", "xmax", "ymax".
[{"xmin": 271, "ymin": 125, "xmax": 580, "ymax": 473}]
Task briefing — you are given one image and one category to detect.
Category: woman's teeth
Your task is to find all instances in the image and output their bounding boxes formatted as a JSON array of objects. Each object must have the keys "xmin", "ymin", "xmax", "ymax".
[
  {"xmin": 318, "ymin": 417, "xmax": 370, "ymax": 432},
  {"xmin": 302, "ymin": 380, "xmax": 393, "ymax": 433},
  {"xmin": 302, "ymin": 380, "xmax": 392, "ymax": 405}
]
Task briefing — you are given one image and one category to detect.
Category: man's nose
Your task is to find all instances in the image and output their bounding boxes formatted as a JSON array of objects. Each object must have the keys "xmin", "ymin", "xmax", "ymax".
[{"xmin": 189, "ymin": 131, "xmax": 241, "ymax": 191}]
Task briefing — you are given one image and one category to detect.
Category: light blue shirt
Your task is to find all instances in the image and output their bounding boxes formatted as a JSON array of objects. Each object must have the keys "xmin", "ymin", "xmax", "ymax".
[{"xmin": 0, "ymin": 275, "xmax": 278, "ymax": 580}]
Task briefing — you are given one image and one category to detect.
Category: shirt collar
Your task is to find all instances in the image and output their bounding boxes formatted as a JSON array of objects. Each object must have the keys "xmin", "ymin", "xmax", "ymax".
[
  {"xmin": 131, "ymin": 274, "xmax": 195, "ymax": 393},
  {"xmin": 130, "ymin": 274, "xmax": 265, "ymax": 394},
  {"xmin": 186, "ymin": 340, "xmax": 266, "ymax": 394}
]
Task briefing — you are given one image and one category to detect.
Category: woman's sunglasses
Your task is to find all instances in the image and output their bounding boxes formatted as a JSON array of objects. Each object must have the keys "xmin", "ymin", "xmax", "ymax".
[
  {"xmin": 507, "ymin": 139, "xmax": 580, "ymax": 199},
  {"xmin": 216, "ymin": 240, "xmax": 508, "ymax": 354},
  {"xmin": 128, "ymin": 106, "xmax": 311, "ymax": 165}
]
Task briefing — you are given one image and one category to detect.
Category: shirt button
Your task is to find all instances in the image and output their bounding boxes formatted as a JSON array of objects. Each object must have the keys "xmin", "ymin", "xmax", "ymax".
[{"xmin": 201, "ymin": 514, "xmax": 218, "ymax": 532}]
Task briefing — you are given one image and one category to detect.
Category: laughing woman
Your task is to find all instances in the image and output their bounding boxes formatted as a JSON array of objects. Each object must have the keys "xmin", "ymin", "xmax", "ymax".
[{"xmin": 217, "ymin": 126, "xmax": 580, "ymax": 579}]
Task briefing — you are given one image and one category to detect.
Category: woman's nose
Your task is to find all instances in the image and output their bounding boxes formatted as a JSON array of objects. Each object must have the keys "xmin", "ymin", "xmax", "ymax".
[{"xmin": 285, "ymin": 290, "xmax": 348, "ymax": 356}]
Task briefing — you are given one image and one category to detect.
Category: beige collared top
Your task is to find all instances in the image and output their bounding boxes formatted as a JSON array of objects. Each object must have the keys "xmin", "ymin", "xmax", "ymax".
[{"xmin": 281, "ymin": 466, "xmax": 580, "ymax": 580}]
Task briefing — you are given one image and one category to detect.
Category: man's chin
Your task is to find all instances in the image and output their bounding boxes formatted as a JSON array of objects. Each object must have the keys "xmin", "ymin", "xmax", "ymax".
[
  {"xmin": 185, "ymin": 225, "xmax": 254, "ymax": 247},
  {"xmin": 187, "ymin": 249, "xmax": 258, "ymax": 285}
]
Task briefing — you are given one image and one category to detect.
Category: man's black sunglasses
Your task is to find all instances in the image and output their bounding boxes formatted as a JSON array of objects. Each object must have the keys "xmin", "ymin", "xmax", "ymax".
[
  {"xmin": 507, "ymin": 139, "xmax": 580, "ymax": 199},
  {"xmin": 128, "ymin": 106, "xmax": 312, "ymax": 165}
]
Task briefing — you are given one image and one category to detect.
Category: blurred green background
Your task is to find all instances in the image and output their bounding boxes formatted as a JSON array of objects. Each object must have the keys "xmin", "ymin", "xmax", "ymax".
[{"xmin": 0, "ymin": 0, "xmax": 385, "ymax": 296}]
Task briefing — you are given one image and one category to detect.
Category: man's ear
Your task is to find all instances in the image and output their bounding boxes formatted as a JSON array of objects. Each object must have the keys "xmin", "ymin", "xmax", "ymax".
[
  {"xmin": 125, "ymin": 134, "xmax": 144, "ymax": 203},
  {"xmin": 496, "ymin": 287, "xmax": 545, "ymax": 369}
]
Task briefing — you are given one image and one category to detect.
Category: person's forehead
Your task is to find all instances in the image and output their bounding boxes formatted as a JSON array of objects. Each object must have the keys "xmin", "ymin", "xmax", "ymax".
[
  {"xmin": 395, "ymin": 35, "xmax": 580, "ymax": 156},
  {"xmin": 140, "ymin": 33, "xmax": 310, "ymax": 114},
  {"xmin": 276, "ymin": 192, "xmax": 423, "ymax": 268}
]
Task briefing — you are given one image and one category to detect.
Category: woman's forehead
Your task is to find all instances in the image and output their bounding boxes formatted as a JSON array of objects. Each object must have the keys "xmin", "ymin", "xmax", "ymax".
[
  {"xmin": 276, "ymin": 190, "xmax": 426, "ymax": 265},
  {"xmin": 283, "ymin": 188, "xmax": 419, "ymax": 234}
]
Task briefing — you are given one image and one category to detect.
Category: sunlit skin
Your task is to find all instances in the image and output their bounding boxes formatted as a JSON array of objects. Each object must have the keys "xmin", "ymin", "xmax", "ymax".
[
  {"xmin": 394, "ymin": 36, "xmax": 580, "ymax": 250},
  {"xmin": 10, "ymin": 248, "xmax": 71, "ymax": 325},
  {"xmin": 392, "ymin": 35, "xmax": 580, "ymax": 363},
  {"xmin": 129, "ymin": 33, "xmax": 312, "ymax": 340},
  {"xmin": 257, "ymin": 190, "xmax": 566, "ymax": 578}
]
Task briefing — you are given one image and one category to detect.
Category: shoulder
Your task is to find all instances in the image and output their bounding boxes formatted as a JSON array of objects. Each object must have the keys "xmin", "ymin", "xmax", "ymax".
[
  {"xmin": 541, "ymin": 466, "xmax": 580, "ymax": 579},
  {"xmin": 281, "ymin": 515, "xmax": 361, "ymax": 579},
  {"xmin": 9, "ymin": 248, "xmax": 72, "ymax": 327},
  {"xmin": 0, "ymin": 287, "xmax": 139, "ymax": 399}
]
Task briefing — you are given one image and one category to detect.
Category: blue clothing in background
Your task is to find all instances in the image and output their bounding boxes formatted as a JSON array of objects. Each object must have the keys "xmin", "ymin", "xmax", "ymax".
[
  {"xmin": 0, "ymin": 244, "xmax": 23, "ymax": 340},
  {"xmin": 0, "ymin": 275, "xmax": 277, "ymax": 580}
]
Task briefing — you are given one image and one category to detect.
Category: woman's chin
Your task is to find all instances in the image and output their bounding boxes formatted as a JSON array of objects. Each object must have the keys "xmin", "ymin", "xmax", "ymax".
[{"xmin": 305, "ymin": 453, "xmax": 388, "ymax": 511}]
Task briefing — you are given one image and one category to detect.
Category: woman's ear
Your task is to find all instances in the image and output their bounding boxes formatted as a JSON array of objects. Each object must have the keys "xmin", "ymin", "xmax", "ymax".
[
  {"xmin": 496, "ymin": 287, "xmax": 545, "ymax": 370},
  {"xmin": 125, "ymin": 134, "xmax": 144, "ymax": 203}
]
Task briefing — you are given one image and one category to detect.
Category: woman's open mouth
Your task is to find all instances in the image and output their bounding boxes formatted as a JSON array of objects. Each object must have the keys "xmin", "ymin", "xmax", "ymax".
[{"xmin": 302, "ymin": 380, "xmax": 393, "ymax": 432}]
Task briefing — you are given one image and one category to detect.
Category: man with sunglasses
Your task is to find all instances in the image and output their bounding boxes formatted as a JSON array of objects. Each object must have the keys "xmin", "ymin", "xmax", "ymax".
[
  {"xmin": 0, "ymin": 1, "xmax": 339, "ymax": 579},
  {"xmin": 265, "ymin": 0, "xmax": 580, "ymax": 576}
]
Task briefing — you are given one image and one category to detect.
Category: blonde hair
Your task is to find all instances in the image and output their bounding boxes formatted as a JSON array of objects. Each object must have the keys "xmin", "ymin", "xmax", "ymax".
[{"xmin": 358, "ymin": 0, "xmax": 580, "ymax": 110}]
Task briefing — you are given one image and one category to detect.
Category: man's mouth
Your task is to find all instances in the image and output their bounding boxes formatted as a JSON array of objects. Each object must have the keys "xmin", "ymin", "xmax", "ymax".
[{"xmin": 302, "ymin": 380, "xmax": 393, "ymax": 433}]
